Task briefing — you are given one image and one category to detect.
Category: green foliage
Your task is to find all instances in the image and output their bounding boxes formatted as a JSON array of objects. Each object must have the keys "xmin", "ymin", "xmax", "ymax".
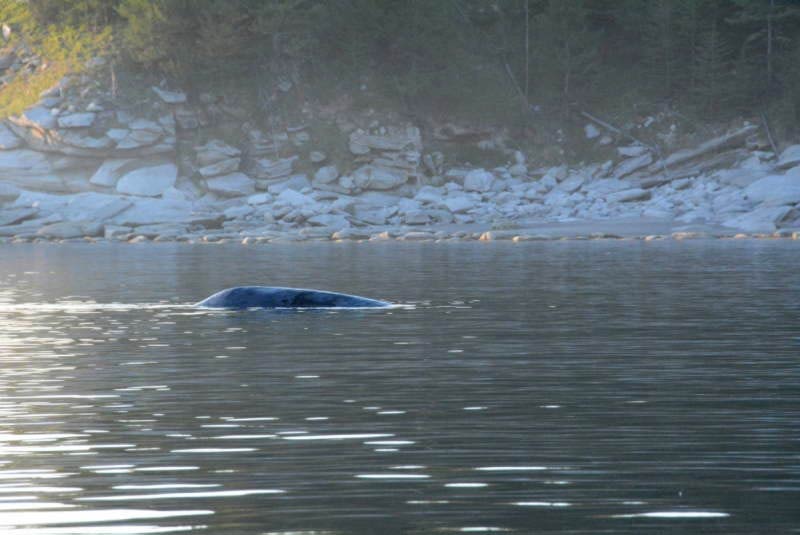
[
  {"xmin": 2, "ymin": 0, "xmax": 800, "ymax": 134},
  {"xmin": 0, "ymin": 1, "xmax": 111, "ymax": 118}
]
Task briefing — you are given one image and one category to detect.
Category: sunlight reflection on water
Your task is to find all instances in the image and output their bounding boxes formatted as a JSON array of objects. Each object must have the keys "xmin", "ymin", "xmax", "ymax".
[{"xmin": 0, "ymin": 241, "xmax": 798, "ymax": 533}]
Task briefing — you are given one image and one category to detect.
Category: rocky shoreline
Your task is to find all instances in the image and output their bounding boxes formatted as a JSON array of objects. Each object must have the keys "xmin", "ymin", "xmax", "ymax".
[{"xmin": 1, "ymin": 53, "xmax": 800, "ymax": 245}]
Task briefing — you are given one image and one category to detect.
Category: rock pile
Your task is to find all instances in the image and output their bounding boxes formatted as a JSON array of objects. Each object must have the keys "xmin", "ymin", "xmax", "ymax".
[{"xmin": 1, "ymin": 64, "xmax": 799, "ymax": 243}]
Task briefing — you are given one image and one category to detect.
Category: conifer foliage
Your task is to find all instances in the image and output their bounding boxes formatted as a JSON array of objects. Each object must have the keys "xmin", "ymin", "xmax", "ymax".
[{"xmin": 3, "ymin": 0, "xmax": 800, "ymax": 135}]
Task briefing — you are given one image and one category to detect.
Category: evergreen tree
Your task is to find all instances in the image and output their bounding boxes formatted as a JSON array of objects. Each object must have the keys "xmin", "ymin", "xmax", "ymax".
[{"xmin": 691, "ymin": 19, "xmax": 734, "ymax": 116}]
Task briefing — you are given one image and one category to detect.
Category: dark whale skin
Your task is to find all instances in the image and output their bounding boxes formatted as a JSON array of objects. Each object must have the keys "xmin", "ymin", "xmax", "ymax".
[{"xmin": 197, "ymin": 286, "xmax": 390, "ymax": 309}]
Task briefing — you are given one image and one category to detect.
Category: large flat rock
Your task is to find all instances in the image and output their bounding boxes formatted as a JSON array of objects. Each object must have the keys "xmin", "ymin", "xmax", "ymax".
[{"xmin": 116, "ymin": 163, "xmax": 178, "ymax": 197}]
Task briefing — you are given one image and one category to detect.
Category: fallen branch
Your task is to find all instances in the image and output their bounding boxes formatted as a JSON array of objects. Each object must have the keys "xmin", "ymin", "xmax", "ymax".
[
  {"xmin": 579, "ymin": 110, "xmax": 659, "ymax": 155},
  {"xmin": 646, "ymin": 124, "xmax": 758, "ymax": 173}
]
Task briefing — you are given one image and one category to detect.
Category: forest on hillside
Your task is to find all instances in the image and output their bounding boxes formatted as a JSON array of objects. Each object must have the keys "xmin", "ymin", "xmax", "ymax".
[{"xmin": 3, "ymin": 0, "xmax": 800, "ymax": 139}]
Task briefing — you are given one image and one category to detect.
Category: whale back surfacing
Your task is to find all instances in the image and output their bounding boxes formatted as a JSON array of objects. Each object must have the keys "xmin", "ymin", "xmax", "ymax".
[{"xmin": 197, "ymin": 286, "xmax": 389, "ymax": 309}]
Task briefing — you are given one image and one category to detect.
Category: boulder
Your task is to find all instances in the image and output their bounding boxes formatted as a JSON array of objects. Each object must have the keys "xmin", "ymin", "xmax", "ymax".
[
  {"xmin": 223, "ymin": 205, "xmax": 254, "ymax": 219},
  {"xmin": 618, "ymin": 145, "xmax": 648, "ymax": 157},
  {"xmin": 205, "ymin": 172, "xmax": 256, "ymax": 197},
  {"xmin": 267, "ymin": 174, "xmax": 311, "ymax": 194},
  {"xmin": 313, "ymin": 165, "xmax": 339, "ymax": 184},
  {"xmin": 775, "ymin": 145, "xmax": 800, "ymax": 170},
  {"xmin": 723, "ymin": 204, "xmax": 793, "ymax": 233},
  {"xmin": 415, "ymin": 186, "xmax": 445, "ymax": 204},
  {"xmin": 12, "ymin": 191, "xmax": 70, "ymax": 213},
  {"xmin": 62, "ymin": 193, "xmax": 133, "ymax": 222},
  {"xmin": 57, "ymin": 112, "xmax": 95, "ymax": 129},
  {"xmin": 90, "ymin": 159, "xmax": 136, "ymax": 187},
  {"xmin": 558, "ymin": 174, "xmax": 584, "ymax": 194},
  {"xmin": 0, "ymin": 122, "xmax": 22, "ymax": 149},
  {"xmin": 57, "ymin": 131, "xmax": 114, "ymax": 151},
  {"xmin": 613, "ymin": 153, "xmax": 652, "ymax": 178},
  {"xmin": 251, "ymin": 156, "xmax": 297, "ymax": 180},
  {"xmin": 152, "ymin": 86, "xmax": 187, "ymax": 104},
  {"xmin": 106, "ymin": 128, "xmax": 130, "ymax": 142},
  {"xmin": 349, "ymin": 126, "xmax": 422, "ymax": 154},
  {"xmin": 0, "ymin": 207, "xmax": 37, "ymax": 226},
  {"xmin": 247, "ymin": 192, "xmax": 273, "ymax": 205},
  {"xmin": 116, "ymin": 163, "xmax": 178, "ymax": 197},
  {"xmin": 112, "ymin": 198, "xmax": 220, "ymax": 228},
  {"xmin": 606, "ymin": 188, "xmax": 651, "ymax": 203},
  {"xmin": 195, "ymin": 139, "xmax": 241, "ymax": 166},
  {"xmin": 509, "ymin": 163, "xmax": 527, "ymax": 178},
  {"xmin": 0, "ymin": 181, "xmax": 20, "ymax": 202},
  {"xmin": 352, "ymin": 165, "xmax": 407, "ymax": 190},
  {"xmin": 275, "ymin": 188, "xmax": 318, "ymax": 209},
  {"xmin": 309, "ymin": 151, "xmax": 327, "ymax": 163},
  {"xmin": 307, "ymin": 213, "xmax": 350, "ymax": 228},
  {"xmin": 0, "ymin": 150, "xmax": 69, "ymax": 191},
  {"xmin": 14, "ymin": 106, "xmax": 57, "ymax": 131},
  {"xmin": 116, "ymin": 129, "xmax": 162, "ymax": 150},
  {"xmin": 442, "ymin": 195, "xmax": 475, "ymax": 214},
  {"xmin": 198, "ymin": 157, "xmax": 240, "ymax": 178},
  {"xmin": 463, "ymin": 169, "xmax": 495, "ymax": 192},
  {"xmin": 743, "ymin": 172, "xmax": 800, "ymax": 206},
  {"xmin": 404, "ymin": 209, "xmax": 432, "ymax": 225},
  {"xmin": 36, "ymin": 221, "xmax": 87, "ymax": 239},
  {"xmin": 584, "ymin": 123, "xmax": 600, "ymax": 139}
]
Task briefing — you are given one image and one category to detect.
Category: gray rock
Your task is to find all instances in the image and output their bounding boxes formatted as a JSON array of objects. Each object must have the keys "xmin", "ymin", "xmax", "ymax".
[
  {"xmin": 0, "ymin": 207, "xmax": 37, "ymax": 226},
  {"xmin": 106, "ymin": 128, "xmax": 130, "ymax": 142},
  {"xmin": 0, "ymin": 123, "xmax": 22, "ymax": 149},
  {"xmin": 61, "ymin": 192, "xmax": 133, "ymax": 222},
  {"xmin": 349, "ymin": 126, "xmax": 422, "ymax": 154},
  {"xmin": 195, "ymin": 139, "xmax": 241, "ymax": 166},
  {"xmin": 558, "ymin": 174, "xmax": 584, "ymax": 194},
  {"xmin": 37, "ymin": 221, "xmax": 87, "ymax": 239},
  {"xmin": 223, "ymin": 205, "xmax": 254, "ymax": 219},
  {"xmin": 723, "ymin": 204, "xmax": 793, "ymax": 233},
  {"xmin": 442, "ymin": 195, "xmax": 474, "ymax": 214},
  {"xmin": 313, "ymin": 165, "xmax": 339, "ymax": 184},
  {"xmin": 116, "ymin": 163, "xmax": 178, "ymax": 197},
  {"xmin": 268, "ymin": 174, "xmax": 312, "ymax": 194},
  {"xmin": 352, "ymin": 165, "xmax": 406, "ymax": 190},
  {"xmin": 57, "ymin": 131, "xmax": 114, "ymax": 151},
  {"xmin": 205, "ymin": 172, "xmax": 256, "ymax": 197},
  {"xmin": 90, "ymin": 159, "xmax": 136, "ymax": 187},
  {"xmin": 463, "ymin": 169, "xmax": 494, "ymax": 192},
  {"xmin": 309, "ymin": 151, "xmax": 327, "ymax": 163},
  {"xmin": 152, "ymin": 86, "xmax": 187, "ymax": 104},
  {"xmin": 308, "ymin": 213, "xmax": 350, "ymax": 228},
  {"xmin": 198, "ymin": 157, "xmax": 240, "ymax": 178},
  {"xmin": 743, "ymin": 171, "xmax": 800, "ymax": 206},
  {"xmin": 613, "ymin": 153, "xmax": 652, "ymax": 178},
  {"xmin": 247, "ymin": 192, "xmax": 272, "ymax": 205},
  {"xmin": 251, "ymin": 156, "xmax": 297, "ymax": 181},
  {"xmin": 585, "ymin": 123, "xmax": 600, "ymax": 139},
  {"xmin": 116, "ymin": 129, "xmax": 161, "ymax": 150},
  {"xmin": 776, "ymin": 145, "xmax": 800, "ymax": 170},
  {"xmin": 332, "ymin": 228, "xmax": 371, "ymax": 240},
  {"xmin": 104, "ymin": 225, "xmax": 133, "ymax": 240},
  {"xmin": 404, "ymin": 209, "xmax": 432, "ymax": 225},
  {"xmin": 607, "ymin": 188, "xmax": 652, "ymax": 203},
  {"xmin": 509, "ymin": 163, "xmax": 527, "ymax": 177},
  {"xmin": 15, "ymin": 106, "xmax": 57, "ymax": 130},
  {"xmin": 617, "ymin": 145, "xmax": 648, "ymax": 157},
  {"xmin": 57, "ymin": 112, "xmax": 95, "ymax": 129},
  {"xmin": 0, "ymin": 181, "xmax": 20, "ymax": 202}
]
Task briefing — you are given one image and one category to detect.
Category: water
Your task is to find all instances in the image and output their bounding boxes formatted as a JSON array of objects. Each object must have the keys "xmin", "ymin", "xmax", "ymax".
[{"xmin": 0, "ymin": 241, "xmax": 798, "ymax": 534}]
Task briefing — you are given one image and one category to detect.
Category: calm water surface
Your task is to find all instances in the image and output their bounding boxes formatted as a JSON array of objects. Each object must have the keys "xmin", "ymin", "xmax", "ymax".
[{"xmin": 0, "ymin": 241, "xmax": 798, "ymax": 534}]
